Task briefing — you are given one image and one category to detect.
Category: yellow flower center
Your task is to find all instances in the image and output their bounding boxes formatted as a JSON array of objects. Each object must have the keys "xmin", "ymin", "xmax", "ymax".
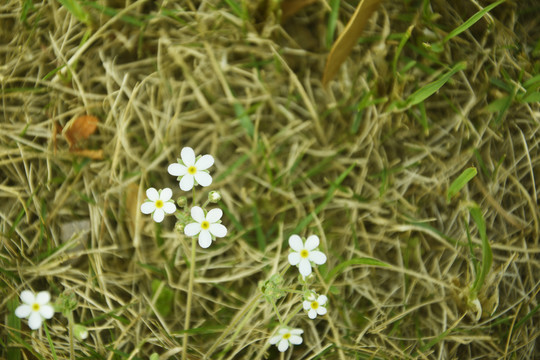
[
  {"xmin": 201, "ymin": 221, "xmax": 210, "ymax": 230},
  {"xmin": 32, "ymin": 303, "xmax": 40, "ymax": 311},
  {"xmin": 282, "ymin": 333, "xmax": 291, "ymax": 339},
  {"xmin": 155, "ymin": 200, "xmax": 164, "ymax": 208},
  {"xmin": 311, "ymin": 301, "xmax": 319, "ymax": 310},
  {"xmin": 188, "ymin": 166, "xmax": 197, "ymax": 175},
  {"xmin": 300, "ymin": 249, "xmax": 309, "ymax": 258}
]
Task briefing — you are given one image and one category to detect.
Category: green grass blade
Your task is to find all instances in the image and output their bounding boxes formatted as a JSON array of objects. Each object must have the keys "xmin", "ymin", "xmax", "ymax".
[
  {"xmin": 251, "ymin": 205, "xmax": 266, "ymax": 251},
  {"xmin": 326, "ymin": 0, "xmax": 340, "ymax": 49},
  {"xmin": 7, "ymin": 299, "xmax": 21, "ymax": 360},
  {"xmin": 469, "ymin": 205, "xmax": 492, "ymax": 297},
  {"xmin": 292, "ymin": 163, "xmax": 356, "ymax": 235},
  {"xmin": 392, "ymin": 25, "xmax": 414, "ymax": 75},
  {"xmin": 233, "ymin": 102, "xmax": 254, "ymax": 138},
  {"xmin": 447, "ymin": 167, "xmax": 477, "ymax": 203},
  {"xmin": 43, "ymin": 322, "xmax": 58, "ymax": 360},
  {"xmin": 57, "ymin": 0, "xmax": 90, "ymax": 25},
  {"xmin": 400, "ymin": 62, "xmax": 466, "ymax": 109},
  {"xmin": 325, "ymin": 258, "xmax": 389, "ymax": 281},
  {"xmin": 442, "ymin": 0, "xmax": 505, "ymax": 44},
  {"xmin": 214, "ymin": 153, "xmax": 249, "ymax": 182}
]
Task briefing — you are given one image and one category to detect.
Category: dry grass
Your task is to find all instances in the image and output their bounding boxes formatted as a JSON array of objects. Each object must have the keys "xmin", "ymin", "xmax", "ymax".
[{"xmin": 1, "ymin": 0, "xmax": 539, "ymax": 359}]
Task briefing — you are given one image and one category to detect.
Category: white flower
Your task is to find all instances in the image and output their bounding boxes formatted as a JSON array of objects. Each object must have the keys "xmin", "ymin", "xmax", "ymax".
[
  {"xmin": 184, "ymin": 206, "xmax": 227, "ymax": 248},
  {"xmin": 269, "ymin": 327, "xmax": 303, "ymax": 352},
  {"xmin": 168, "ymin": 147, "xmax": 214, "ymax": 191},
  {"xmin": 288, "ymin": 235, "xmax": 327, "ymax": 277},
  {"xmin": 15, "ymin": 290, "xmax": 55, "ymax": 330},
  {"xmin": 303, "ymin": 293, "xmax": 328, "ymax": 319},
  {"xmin": 140, "ymin": 188, "xmax": 176, "ymax": 223}
]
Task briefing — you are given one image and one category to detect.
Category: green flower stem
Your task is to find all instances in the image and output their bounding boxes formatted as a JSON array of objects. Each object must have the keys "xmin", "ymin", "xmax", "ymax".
[
  {"xmin": 271, "ymin": 300, "xmax": 283, "ymax": 324},
  {"xmin": 67, "ymin": 311, "xmax": 75, "ymax": 360},
  {"xmin": 182, "ymin": 236, "xmax": 197, "ymax": 360},
  {"xmin": 201, "ymin": 198, "xmax": 211, "ymax": 208}
]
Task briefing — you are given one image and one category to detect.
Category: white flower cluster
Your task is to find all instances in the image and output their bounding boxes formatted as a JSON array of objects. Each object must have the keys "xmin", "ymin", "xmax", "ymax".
[
  {"xmin": 269, "ymin": 234, "xmax": 329, "ymax": 352},
  {"xmin": 140, "ymin": 147, "xmax": 227, "ymax": 248}
]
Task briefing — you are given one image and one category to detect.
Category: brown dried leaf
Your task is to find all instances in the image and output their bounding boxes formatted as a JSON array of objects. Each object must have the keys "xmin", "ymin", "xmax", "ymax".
[
  {"xmin": 69, "ymin": 149, "xmax": 104, "ymax": 160},
  {"xmin": 322, "ymin": 0, "xmax": 381, "ymax": 86},
  {"xmin": 53, "ymin": 122, "xmax": 62, "ymax": 155},
  {"xmin": 126, "ymin": 183, "xmax": 140, "ymax": 237},
  {"xmin": 281, "ymin": 0, "xmax": 317, "ymax": 21},
  {"xmin": 64, "ymin": 115, "xmax": 99, "ymax": 148}
]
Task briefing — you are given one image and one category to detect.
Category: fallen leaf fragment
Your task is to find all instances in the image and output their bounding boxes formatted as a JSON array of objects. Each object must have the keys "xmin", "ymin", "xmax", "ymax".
[
  {"xmin": 64, "ymin": 115, "xmax": 99, "ymax": 149},
  {"xmin": 126, "ymin": 183, "xmax": 140, "ymax": 237},
  {"xmin": 322, "ymin": 0, "xmax": 381, "ymax": 86},
  {"xmin": 69, "ymin": 149, "xmax": 104, "ymax": 160}
]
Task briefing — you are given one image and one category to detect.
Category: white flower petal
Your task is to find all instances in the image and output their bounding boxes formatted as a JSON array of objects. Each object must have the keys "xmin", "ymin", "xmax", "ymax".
[
  {"xmin": 318, "ymin": 295, "xmax": 328, "ymax": 305},
  {"xmin": 288, "ymin": 235, "xmax": 303, "ymax": 251},
  {"xmin": 15, "ymin": 304, "xmax": 31, "ymax": 319},
  {"xmin": 191, "ymin": 206, "xmax": 205, "ymax": 223},
  {"xmin": 309, "ymin": 251, "xmax": 327, "ymax": 265},
  {"xmin": 277, "ymin": 338, "xmax": 289, "ymax": 352},
  {"xmin": 290, "ymin": 329, "xmax": 304, "ymax": 335},
  {"xmin": 195, "ymin": 154, "xmax": 214, "ymax": 170},
  {"xmin": 152, "ymin": 209, "xmax": 165, "ymax": 223},
  {"xmin": 180, "ymin": 174, "xmax": 194, "ymax": 191},
  {"xmin": 305, "ymin": 235, "xmax": 320, "ymax": 250},
  {"xmin": 160, "ymin": 188, "xmax": 173, "ymax": 201},
  {"xmin": 162, "ymin": 202, "xmax": 176, "ymax": 214},
  {"xmin": 206, "ymin": 208, "xmax": 223, "ymax": 223},
  {"xmin": 209, "ymin": 223, "xmax": 227, "ymax": 238},
  {"xmin": 39, "ymin": 305, "xmax": 54, "ymax": 319},
  {"xmin": 28, "ymin": 312, "xmax": 43, "ymax": 330},
  {"xmin": 184, "ymin": 223, "xmax": 202, "ymax": 237},
  {"xmin": 168, "ymin": 163, "xmax": 187, "ymax": 176},
  {"xmin": 278, "ymin": 328, "xmax": 289, "ymax": 335},
  {"xmin": 194, "ymin": 171, "xmax": 212, "ymax": 187},
  {"xmin": 289, "ymin": 334, "xmax": 303, "ymax": 345},
  {"xmin": 141, "ymin": 201, "xmax": 156, "ymax": 214},
  {"xmin": 36, "ymin": 291, "xmax": 50, "ymax": 305},
  {"xmin": 269, "ymin": 335, "xmax": 281, "ymax": 345},
  {"xmin": 198, "ymin": 230, "xmax": 212, "ymax": 248},
  {"xmin": 303, "ymin": 301, "xmax": 311, "ymax": 310},
  {"xmin": 317, "ymin": 306, "xmax": 327, "ymax": 316},
  {"xmin": 181, "ymin": 147, "xmax": 195, "ymax": 166},
  {"xmin": 308, "ymin": 309, "xmax": 317, "ymax": 319},
  {"xmin": 298, "ymin": 259, "xmax": 312, "ymax": 277},
  {"xmin": 146, "ymin": 188, "xmax": 159, "ymax": 201},
  {"xmin": 20, "ymin": 290, "xmax": 35, "ymax": 305},
  {"xmin": 288, "ymin": 252, "xmax": 301, "ymax": 266}
]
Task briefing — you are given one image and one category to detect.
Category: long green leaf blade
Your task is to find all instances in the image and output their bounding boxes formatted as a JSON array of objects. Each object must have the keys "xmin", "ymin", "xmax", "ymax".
[{"xmin": 447, "ymin": 167, "xmax": 477, "ymax": 203}]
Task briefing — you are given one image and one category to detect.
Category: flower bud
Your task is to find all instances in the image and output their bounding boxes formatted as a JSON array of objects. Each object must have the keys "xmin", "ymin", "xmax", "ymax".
[
  {"xmin": 74, "ymin": 324, "xmax": 88, "ymax": 340},
  {"xmin": 176, "ymin": 196, "xmax": 187, "ymax": 207},
  {"xmin": 208, "ymin": 191, "xmax": 221, "ymax": 203},
  {"xmin": 174, "ymin": 221, "xmax": 185, "ymax": 234}
]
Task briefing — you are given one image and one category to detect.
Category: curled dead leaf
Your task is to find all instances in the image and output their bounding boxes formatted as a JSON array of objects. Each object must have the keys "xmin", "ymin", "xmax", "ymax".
[
  {"xmin": 322, "ymin": 0, "xmax": 382, "ymax": 86},
  {"xmin": 64, "ymin": 115, "xmax": 99, "ymax": 149}
]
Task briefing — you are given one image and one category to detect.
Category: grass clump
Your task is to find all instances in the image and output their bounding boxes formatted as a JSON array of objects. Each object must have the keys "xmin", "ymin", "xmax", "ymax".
[{"xmin": 1, "ymin": 0, "xmax": 539, "ymax": 359}]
